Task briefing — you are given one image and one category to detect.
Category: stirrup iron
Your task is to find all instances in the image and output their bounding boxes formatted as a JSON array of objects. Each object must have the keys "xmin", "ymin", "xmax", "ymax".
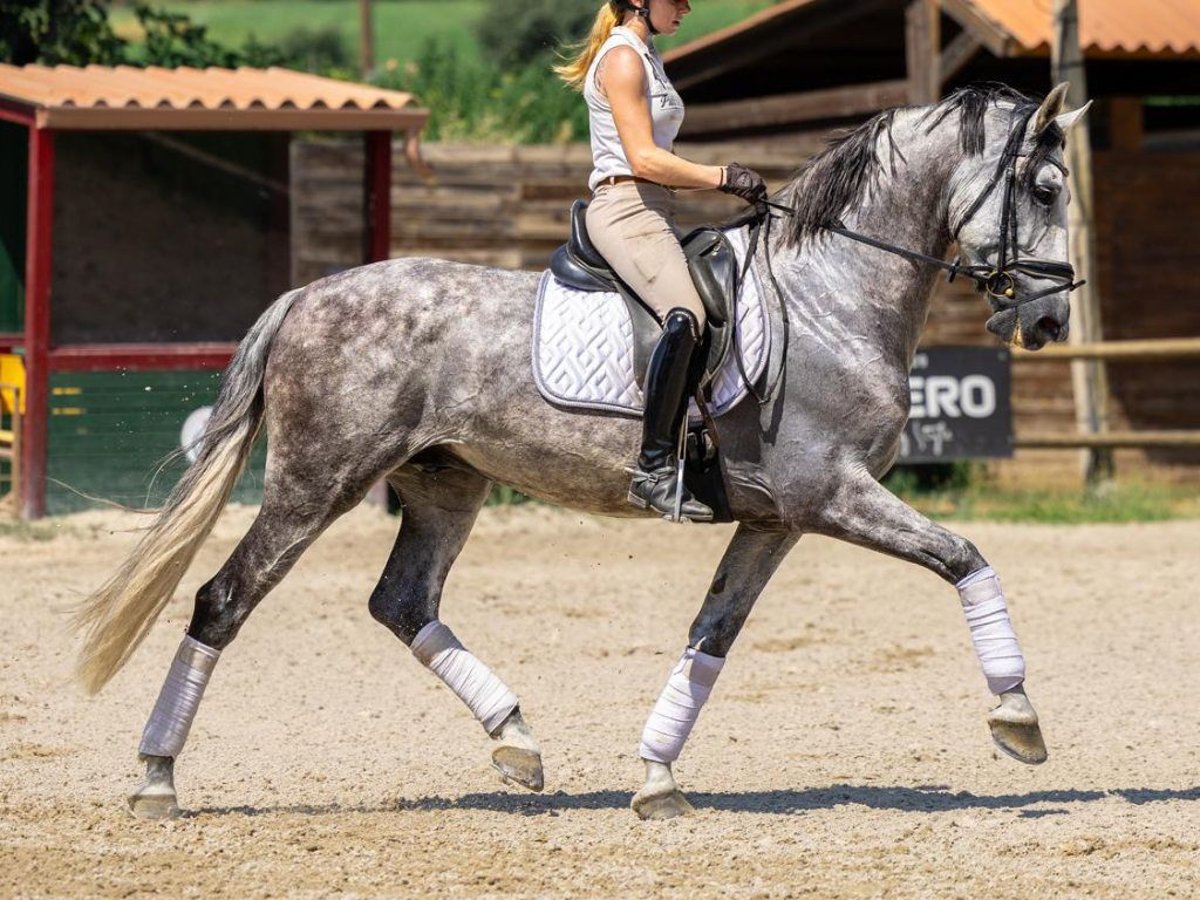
[{"xmin": 671, "ymin": 418, "xmax": 687, "ymax": 523}]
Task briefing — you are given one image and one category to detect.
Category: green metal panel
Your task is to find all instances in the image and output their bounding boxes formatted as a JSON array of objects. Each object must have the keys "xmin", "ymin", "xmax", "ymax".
[
  {"xmin": 46, "ymin": 370, "xmax": 266, "ymax": 515},
  {"xmin": 0, "ymin": 122, "xmax": 27, "ymax": 333}
]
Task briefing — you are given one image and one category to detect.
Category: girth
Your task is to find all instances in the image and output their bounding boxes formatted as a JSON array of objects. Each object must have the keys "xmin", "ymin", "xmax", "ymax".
[{"xmin": 549, "ymin": 199, "xmax": 737, "ymax": 390}]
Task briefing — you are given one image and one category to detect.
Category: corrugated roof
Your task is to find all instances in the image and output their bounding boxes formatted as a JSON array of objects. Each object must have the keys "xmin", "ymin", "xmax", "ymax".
[
  {"xmin": 665, "ymin": 0, "xmax": 1200, "ymax": 64},
  {"xmin": 0, "ymin": 64, "xmax": 429, "ymax": 131},
  {"xmin": 964, "ymin": 0, "xmax": 1200, "ymax": 57}
]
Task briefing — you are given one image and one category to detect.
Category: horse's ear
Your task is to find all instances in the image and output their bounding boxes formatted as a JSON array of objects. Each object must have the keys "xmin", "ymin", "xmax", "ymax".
[
  {"xmin": 1055, "ymin": 100, "xmax": 1092, "ymax": 133},
  {"xmin": 1033, "ymin": 82, "xmax": 1071, "ymax": 135}
]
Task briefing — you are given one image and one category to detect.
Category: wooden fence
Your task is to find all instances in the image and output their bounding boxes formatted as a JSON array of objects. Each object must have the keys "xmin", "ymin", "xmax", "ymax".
[
  {"xmin": 291, "ymin": 139, "xmax": 823, "ymax": 283},
  {"xmin": 1014, "ymin": 338, "xmax": 1200, "ymax": 449}
]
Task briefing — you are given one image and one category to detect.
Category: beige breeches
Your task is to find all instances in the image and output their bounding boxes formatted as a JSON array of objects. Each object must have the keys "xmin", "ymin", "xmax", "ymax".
[{"xmin": 585, "ymin": 182, "xmax": 707, "ymax": 329}]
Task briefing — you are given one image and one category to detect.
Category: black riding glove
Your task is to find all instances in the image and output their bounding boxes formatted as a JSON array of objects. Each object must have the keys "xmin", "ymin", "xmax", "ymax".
[{"xmin": 719, "ymin": 162, "xmax": 768, "ymax": 206}]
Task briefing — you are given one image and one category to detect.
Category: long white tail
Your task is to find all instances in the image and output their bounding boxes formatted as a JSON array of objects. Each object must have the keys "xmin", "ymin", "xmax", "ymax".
[{"xmin": 74, "ymin": 290, "xmax": 303, "ymax": 694}]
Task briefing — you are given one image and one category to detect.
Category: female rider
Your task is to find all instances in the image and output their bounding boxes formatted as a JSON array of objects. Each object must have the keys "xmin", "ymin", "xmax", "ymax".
[{"xmin": 557, "ymin": 0, "xmax": 767, "ymax": 522}]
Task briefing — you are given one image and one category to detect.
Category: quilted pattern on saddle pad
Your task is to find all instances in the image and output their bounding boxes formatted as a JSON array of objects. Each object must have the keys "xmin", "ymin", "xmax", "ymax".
[{"xmin": 532, "ymin": 228, "xmax": 770, "ymax": 419}]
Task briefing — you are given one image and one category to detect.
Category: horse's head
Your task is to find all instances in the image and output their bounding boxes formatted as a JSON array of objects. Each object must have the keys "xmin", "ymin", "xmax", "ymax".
[{"xmin": 948, "ymin": 84, "xmax": 1091, "ymax": 351}]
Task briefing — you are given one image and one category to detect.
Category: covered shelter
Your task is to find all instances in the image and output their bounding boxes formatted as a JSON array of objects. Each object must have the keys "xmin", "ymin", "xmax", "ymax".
[
  {"xmin": 0, "ymin": 65, "xmax": 428, "ymax": 518},
  {"xmin": 664, "ymin": 0, "xmax": 1200, "ymax": 477},
  {"xmin": 665, "ymin": 0, "xmax": 1200, "ymax": 139}
]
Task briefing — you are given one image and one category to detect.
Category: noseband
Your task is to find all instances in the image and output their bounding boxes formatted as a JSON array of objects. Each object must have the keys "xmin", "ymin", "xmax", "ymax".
[{"xmin": 760, "ymin": 106, "xmax": 1086, "ymax": 312}]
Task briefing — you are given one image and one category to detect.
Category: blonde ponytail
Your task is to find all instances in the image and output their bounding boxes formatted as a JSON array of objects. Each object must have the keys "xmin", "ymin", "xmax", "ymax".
[{"xmin": 554, "ymin": 3, "xmax": 621, "ymax": 92}]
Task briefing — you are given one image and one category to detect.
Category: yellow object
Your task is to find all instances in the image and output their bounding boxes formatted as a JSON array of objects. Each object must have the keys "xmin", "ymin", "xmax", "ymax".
[
  {"xmin": 0, "ymin": 354, "xmax": 24, "ymax": 415},
  {"xmin": 1, "ymin": 355, "xmax": 21, "ymax": 500}
]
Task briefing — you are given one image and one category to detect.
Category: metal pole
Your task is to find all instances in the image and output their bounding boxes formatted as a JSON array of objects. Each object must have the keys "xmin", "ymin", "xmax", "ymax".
[
  {"xmin": 362, "ymin": 131, "xmax": 392, "ymax": 264},
  {"xmin": 362, "ymin": 129, "xmax": 393, "ymax": 512},
  {"xmin": 1051, "ymin": 0, "xmax": 1113, "ymax": 484},
  {"xmin": 21, "ymin": 126, "xmax": 53, "ymax": 520}
]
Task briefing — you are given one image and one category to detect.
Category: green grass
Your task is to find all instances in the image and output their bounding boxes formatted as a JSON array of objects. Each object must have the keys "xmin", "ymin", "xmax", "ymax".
[
  {"xmin": 110, "ymin": 0, "xmax": 783, "ymax": 70},
  {"xmin": 112, "ymin": 0, "xmax": 486, "ymax": 68},
  {"xmin": 890, "ymin": 480, "xmax": 1198, "ymax": 524}
]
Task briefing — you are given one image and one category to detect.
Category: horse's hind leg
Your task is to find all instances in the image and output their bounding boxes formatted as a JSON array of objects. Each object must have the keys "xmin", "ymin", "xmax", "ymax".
[
  {"xmin": 368, "ymin": 463, "xmax": 543, "ymax": 792},
  {"xmin": 129, "ymin": 476, "xmax": 372, "ymax": 819},
  {"xmin": 813, "ymin": 471, "xmax": 1047, "ymax": 765},
  {"xmin": 633, "ymin": 524, "xmax": 800, "ymax": 820}
]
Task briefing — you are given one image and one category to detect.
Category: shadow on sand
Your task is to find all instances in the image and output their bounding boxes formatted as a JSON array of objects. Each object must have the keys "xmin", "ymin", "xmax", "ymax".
[{"xmin": 194, "ymin": 784, "xmax": 1200, "ymax": 819}]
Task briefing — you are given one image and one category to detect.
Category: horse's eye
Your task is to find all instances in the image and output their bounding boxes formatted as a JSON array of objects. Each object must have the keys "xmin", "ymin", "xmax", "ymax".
[{"xmin": 1032, "ymin": 185, "xmax": 1058, "ymax": 206}]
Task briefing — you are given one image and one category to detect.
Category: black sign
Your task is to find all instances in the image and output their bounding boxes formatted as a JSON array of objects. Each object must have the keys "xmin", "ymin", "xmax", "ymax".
[{"xmin": 898, "ymin": 347, "xmax": 1012, "ymax": 463}]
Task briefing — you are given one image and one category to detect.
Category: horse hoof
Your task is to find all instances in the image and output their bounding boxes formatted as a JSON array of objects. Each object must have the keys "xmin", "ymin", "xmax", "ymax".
[
  {"xmin": 631, "ymin": 787, "xmax": 695, "ymax": 821},
  {"xmin": 491, "ymin": 746, "xmax": 544, "ymax": 792},
  {"xmin": 127, "ymin": 787, "xmax": 180, "ymax": 820},
  {"xmin": 987, "ymin": 692, "xmax": 1048, "ymax": 765},
  {"xmin": 989, "ymin": 717, "xmax": 1048, "ymax": 765}
]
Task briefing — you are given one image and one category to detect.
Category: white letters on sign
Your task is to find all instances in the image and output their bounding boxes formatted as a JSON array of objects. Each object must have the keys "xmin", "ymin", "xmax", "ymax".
[{"xmin": 910, "ymin": 375, "xmax": 996, "ymax": 420}]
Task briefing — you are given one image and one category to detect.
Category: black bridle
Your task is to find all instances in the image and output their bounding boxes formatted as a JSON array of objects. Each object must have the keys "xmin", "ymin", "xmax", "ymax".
[{"xmin": 759, "ymin": 106, "xmax": 1086, "ymax": 314}]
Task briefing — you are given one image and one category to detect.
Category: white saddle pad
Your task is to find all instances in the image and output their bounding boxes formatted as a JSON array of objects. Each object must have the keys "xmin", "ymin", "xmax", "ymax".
[{"xmin": 532, "ymin": 227, "xmax": 770, "ymax": 420}]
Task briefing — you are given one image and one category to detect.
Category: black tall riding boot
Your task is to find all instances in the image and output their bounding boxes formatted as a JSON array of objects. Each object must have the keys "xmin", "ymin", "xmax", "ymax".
[{"xmin": 627, "ymin": 308, "xmax": 714, "ymax": 522}]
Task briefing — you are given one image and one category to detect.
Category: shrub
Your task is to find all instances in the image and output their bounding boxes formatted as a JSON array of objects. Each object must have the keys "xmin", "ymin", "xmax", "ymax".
[
  {"xmin": 276, "ymin": 25, "xmax": 352, "ymax": 75},
  {"xmin": 378, "ymin": 37, "xmax": 587, "ymax": 144},
  {"xmin": 475, "ymin": 0, "xmax": 596, "ymax": 72}
]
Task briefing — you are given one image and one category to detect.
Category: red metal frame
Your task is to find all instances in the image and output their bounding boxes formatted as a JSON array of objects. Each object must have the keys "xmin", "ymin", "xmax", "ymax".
[
  {"xmin": 20, "ymin": 126, "xmax": 53, "ymax": 520},
  {"xmin": 0, "ymin": 99, "xmax": 35, "ymax": 127},
  {"xmin": 363, "ymin": 130, "xmax": 392, "ymax": 263},
  {"xmin": 48, "ymin": 343, "xmax": 237, "ymax": 372},
  {"xmin": 10, "ymin": 119, "xmax": 395, "ymax": 518}
]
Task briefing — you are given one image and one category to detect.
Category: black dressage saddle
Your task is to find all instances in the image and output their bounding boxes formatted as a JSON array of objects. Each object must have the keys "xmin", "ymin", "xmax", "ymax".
[{"xmin": 549, "ymin": 199, "xmax": 738, "ymax": 391}]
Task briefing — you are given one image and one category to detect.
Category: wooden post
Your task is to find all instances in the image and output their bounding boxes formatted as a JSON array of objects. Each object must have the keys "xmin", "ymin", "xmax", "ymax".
[
  {"xmin": 359, "ymin": 0, "xmax": 375, "ymax": 79},
  {"xmin": 21, "ymin": 126, "xmax": 53, "ymax": 520},
  {"xmin": 1051, "ymin": 0, "xmax": 1113, "ymax": 483},
  {"xmin": 905, "ymin": 0, "xmax": 941, "ymax": 105}
]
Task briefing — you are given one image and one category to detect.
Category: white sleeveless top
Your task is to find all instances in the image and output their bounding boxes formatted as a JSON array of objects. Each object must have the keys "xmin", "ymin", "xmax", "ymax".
[{"xmin": 584, "ymin": 26, "xmax": 685, "ymax": 192}]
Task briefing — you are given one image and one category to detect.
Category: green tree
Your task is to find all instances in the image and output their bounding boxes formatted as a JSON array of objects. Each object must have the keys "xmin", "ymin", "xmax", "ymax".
[
  {"xmin": 130, "ymin": 5, "xmax": 286, "ymax": 68},
  {"xmin": 0, "ymin": 0, "xmax": 126, "ymax": 65},
  {"xmin": 0, "ymin": 0, "xmax": 291, "ymax": 69}
]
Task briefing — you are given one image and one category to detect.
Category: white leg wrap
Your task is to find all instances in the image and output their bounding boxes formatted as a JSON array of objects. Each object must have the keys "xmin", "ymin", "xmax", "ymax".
[
  {"xmin": 139, "ymin": 635, "xmax": 221, "ymax": 758},
  {"xmin": 957, "ymin": 566, "xmax": 1025, "ymax": 694},
  {"xmin": 411, "ymin": 621, "xmax": 518, "ymax": 734},
  {"xmin": 639, "ymin": 647, "xmax": 726, "ymax": 764}
]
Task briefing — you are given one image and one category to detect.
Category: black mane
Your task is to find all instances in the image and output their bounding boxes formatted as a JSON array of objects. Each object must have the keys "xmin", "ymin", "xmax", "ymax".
[{"xmin": 778, "ymin": 84, "xmax": 1061, "ymax": 246}]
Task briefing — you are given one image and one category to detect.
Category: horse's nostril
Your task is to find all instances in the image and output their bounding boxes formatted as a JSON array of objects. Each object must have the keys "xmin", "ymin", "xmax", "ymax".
[{"xmin": 1036, "ymin": 317, "xmax": 1063, "ymax": 342}]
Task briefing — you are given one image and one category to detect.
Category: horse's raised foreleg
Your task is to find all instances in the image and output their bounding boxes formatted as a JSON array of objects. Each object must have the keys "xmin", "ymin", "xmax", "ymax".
[
  {"xmin": 812, "ymin": 472, "xmax": 1047, "ymax": 765},
  {"xmin": 129, "ymin": 482, "xmax": 357, "ymax": 819},
  {"xmin": 632, "ymin": 524, "xmax": 800, "ymax": 819},
  {"xmin": 368, "ymin": 464, "xmax": 543, "ymax": 793}
]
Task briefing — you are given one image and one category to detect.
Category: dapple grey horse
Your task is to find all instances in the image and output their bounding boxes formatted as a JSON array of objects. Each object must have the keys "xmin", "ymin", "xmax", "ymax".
[{"xmin": 76, "ymin": 84, "xmax": 1087, "ymax": 820}]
